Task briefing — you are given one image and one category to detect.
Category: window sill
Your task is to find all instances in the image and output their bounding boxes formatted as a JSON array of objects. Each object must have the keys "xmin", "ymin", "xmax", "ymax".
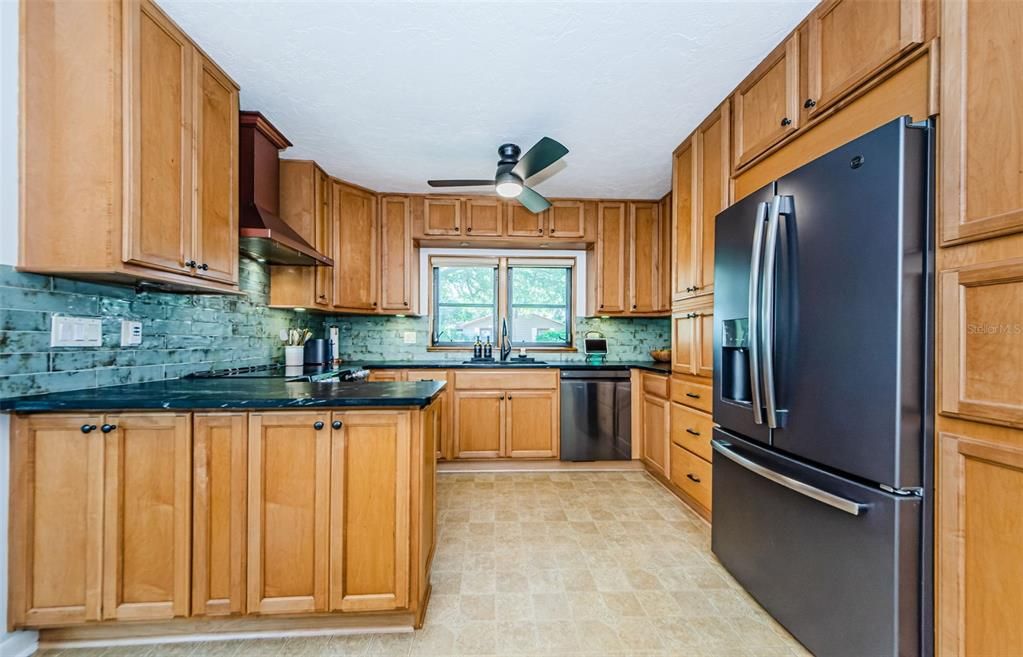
[{"xmin": 427, "ymin": 346, "xmax": 578, "ymax": 353}]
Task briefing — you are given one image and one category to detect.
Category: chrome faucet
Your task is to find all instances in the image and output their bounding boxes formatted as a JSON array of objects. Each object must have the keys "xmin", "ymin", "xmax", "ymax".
[{"xmin": 500, "ymin": 318, "xmax": 512, "ymax": 361}]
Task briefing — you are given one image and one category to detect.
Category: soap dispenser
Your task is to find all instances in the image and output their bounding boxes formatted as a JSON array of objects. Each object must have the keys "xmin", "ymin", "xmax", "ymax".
[
  {"xmin": 483, "ymin": 337, "xmax": 493, "ymax": 359},
  {"xmin": 473, "ymin": 336, "xmax": 483, "ymax": 359}
]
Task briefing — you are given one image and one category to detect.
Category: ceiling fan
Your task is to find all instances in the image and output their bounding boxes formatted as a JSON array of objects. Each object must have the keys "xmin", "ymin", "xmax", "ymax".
[{"xmin": 427, "ymin": 137, "xmax": 569, "ymax": 213}]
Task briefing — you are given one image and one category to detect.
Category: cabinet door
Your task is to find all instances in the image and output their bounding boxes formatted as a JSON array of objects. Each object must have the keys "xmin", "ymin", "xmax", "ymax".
[
  {"xmin": 595, "ymin": 202, "xmax": 628, "ymax": 314},
  {"xmin": 672, "ymin": 139, "xmax": 696, "ymax": 301},
  {"xmin": 659, "ymin": 193, "xmax": 672, "ymax": 312},
  {"xmin": 629, "ymin": 201, "xmax": 660, "ymax": 313},
  {"xmin": 123, "ymin": 0, "xmax": 194, "ymax": 275},
  {"xmin": 9, "ymin": 415, "xmax": 104, "ymax": 628},
  {"xmin": 937, "ymin": 433, "xmax": 1023, "ymax": 656},
  {"xmin": 939, "ymin": 0, "xmax": 1023, "ymax": 244},
  {"xmin": 102, "ymin": 413, "xmax": 191, "ymax": 621},
  {"xmin": 423, "ymin": 197, "xmax": 462, "ymax": 235},
  {"xmin": 193, "ymin": 56, "xmax": 239, "ymax": 284},
  {"xmin": 405, "ymin": 370, "xmax": 449, "ymax": 459},
  {"xmin": 696, "ymin": 310, "xmax": 714, "ymax": 379},
  {"xmin": 380, "ymin": 196, "xmax": 414, "ymax": 312},
  {"xmin": 247, "ymin": 412, "xmax": 331, "ymax": 614},
  {"xmin": 314, "ymin": 169, "xmax": 333, "ymax": 307},
  {"xmin": 695, "ymin": 102, "xmax": 730, "ymax": 296},
  {"xmin": 939, "ymin": 260, "xmax": 1023, "ymax": 428},
  {"xmin": 642, "ymin": 394, "xmax": 669, "ymax": 475},
  {"xmin": 672, "ymin": 313, "xmax": 696, "ymax": 375},
  {"xmin": 334, "ymin": 183, "xmax": 378, "ymax": 311},
  {"xmin": 505, "ymin": 390, "xmax": 558, "ymax": 458},
  {"xmin": 453, "ymin": 390, "xmax": 504, "ymax": 458},
  {"xmin": 807, "ymin": 0, "xmax": 923, "ymax": 115},
  {"xmin": 506, "ymin": 203, "xmax": 544, "ymax": 237},
  {"xmin": 465, "ymin": 198, "xmax": 503, "ymax": 236},
  {"xmin": 733, "ymin": 35, "xmax": 799, "ymax": 168},
  {"xmin": 368, "ymin": 370, "xmax": 405, "ymax": 382},
  {"xmin": 548, "ymin": 200, "xmax": 586, "ymax": 238},
  {"xmin": 329, "ymin": 412, "xmax": 410, "ymax": 612},
  {"xmin": 192, "ymin": 413, "xmax": 247, "ymax": 616}
]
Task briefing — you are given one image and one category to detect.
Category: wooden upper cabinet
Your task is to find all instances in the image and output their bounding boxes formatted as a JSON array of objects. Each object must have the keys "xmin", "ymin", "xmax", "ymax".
[
  {"xmin": 505, "ymin": 390, "xmax": 558, "ymax": 458},
  {"xmin": 380, "ymin": 196, "xmax": 416, "ymax": 313},
  {"xmin": 453, "ymin": 390, "xmax": 504, "ymax": 458},
  {"xmin": 193, "ymin": 55, "xmax": 239, "ymax": 284},
  {"xmin": 464, "ymin": 198, "xmax": 503, "ymax": 236},
  {"xmin": 329, "ymin": 412, "xmax": 411, "ymax": 612},
  {"xmin": 695, "ymin": 102, "xmax": 730, "ymax": 297},
  {"xmin": 629, "ymin": 201, "xmax": 661, "ymax": 313},
  {"xmin": 548, "ymin": 200, "xmax": 586, "ymax": 238},
  {"xmin": 247, "ymin": 412, "xmax": 331, "ymax": 615},
  {"xmin": 672, "ymin": 312, "xmax": 697, "ymax": 375},
  {"xmin": 334, "ymin": 184, "xmax": 379, "ymax": 312},
  {"xmin": 123, "ymin": 0, "xmax": 194, "ymax": 276},
  {"xmin": 696, "ymin": 310, "xmax": 714, "ymax": 379},
  {"xmin": 939, "ymin": 0, "xmax": 1023, "ymax": 244},
  {"xmin": 192, "ymin": 413, "xmax": 247, "ymax": 617},
  {"xmin": 672, "ymin": 139, "xmax": 696, "ymax": 301},
  {"xmin": 314, "ymin": 169, "xmax": 334, "ymax": 306},
  {"xmin": 423, "ymin": 197, "xmax": 462, "ymax": 235},
  {"xmin": 506, "ymin": 203, "xmax": 545, "ymax": 237},
  {"xmin": 102, "ymin": 413, "xmax": 192, "ymax": 622},
  {"xmin": 806, "ymin": 0, "xmax": 923, "ymax": 116},
  {"xmin": 594, "ymin": 202, "xmax": 628, "ymax": 314},
  {"xmin": 9, "ymin": 415, "xmax": 105, "ymax": 628},
  {"xmin": 939, "ymin": 258, "xmax": 1023, "ymax": 429},
  {"xmin": 272, "ymin": 162, "xmax": 333, "ymax": 309},
  {"xmin": 733, "ymin": 34, "xmax": 800, "ymax": 168},
  {"xmin": 938, "ymin": 433, "xmax": 1023, "ymax": 657}
]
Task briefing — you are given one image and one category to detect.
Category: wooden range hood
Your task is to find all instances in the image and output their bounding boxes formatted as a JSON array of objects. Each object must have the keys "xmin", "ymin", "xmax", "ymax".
[{"xmin": 238, "ymin": 111, "xmax": 333, "ymax": 266}]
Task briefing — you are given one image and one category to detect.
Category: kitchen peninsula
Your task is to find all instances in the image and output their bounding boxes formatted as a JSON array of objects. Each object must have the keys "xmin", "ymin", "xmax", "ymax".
[{"xmin": 3, "ymin": 379, "xmax": 443, "ymax": 640}]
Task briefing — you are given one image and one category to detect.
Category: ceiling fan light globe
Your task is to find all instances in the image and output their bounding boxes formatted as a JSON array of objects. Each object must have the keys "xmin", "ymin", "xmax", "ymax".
[{"xmin": 496, "ymin": 181, "xmax": 523, "ymax": 198}]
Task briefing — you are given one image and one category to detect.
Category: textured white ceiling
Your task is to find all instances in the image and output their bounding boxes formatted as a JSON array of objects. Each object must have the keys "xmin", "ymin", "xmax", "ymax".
[{"xmin": 159, "ymin": 0, "xmax": 814, "ymax": 199}]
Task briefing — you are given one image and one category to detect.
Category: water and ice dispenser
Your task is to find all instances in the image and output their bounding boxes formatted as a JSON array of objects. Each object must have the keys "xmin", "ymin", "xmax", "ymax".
[{"xmin": 721, "ymin": 318, "xmax": 752, "ymax": 403}]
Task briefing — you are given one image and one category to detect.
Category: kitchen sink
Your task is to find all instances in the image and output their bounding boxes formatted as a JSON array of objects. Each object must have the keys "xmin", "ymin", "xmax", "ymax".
[{"xmin": 461, "ymin": 358, "xmax": 546, "ymax": 365}]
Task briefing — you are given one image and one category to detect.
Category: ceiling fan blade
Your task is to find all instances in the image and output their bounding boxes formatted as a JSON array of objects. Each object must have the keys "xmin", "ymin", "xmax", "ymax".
[
  {"xmin": 427, "ymin": 179, "xmax": 495, "ymax": 187},
  {"xmin": 517, "ymin": 186, "xmax": 552, "ymax": 214},
  {"xmin": 511, "ymin": 137, "xmax": 568, "ymax": 180}
]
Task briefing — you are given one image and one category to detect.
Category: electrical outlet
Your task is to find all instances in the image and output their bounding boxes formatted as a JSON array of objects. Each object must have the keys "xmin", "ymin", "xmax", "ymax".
[
  {"xmin": 403, "ymin": 331, "xmax": 417, "ymax": 344},
  {"xmin": 50, "ymin": 316, "xmax": 102, "ymax": 347},
  {"xmin": 120, "ymin": 320, "xmax": 143, "ymax": 346}
]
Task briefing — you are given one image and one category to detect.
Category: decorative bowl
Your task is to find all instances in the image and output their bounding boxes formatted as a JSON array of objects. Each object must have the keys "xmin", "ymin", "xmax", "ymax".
[{"xmin": 650, "ymin": 349, "xmax": 672, "ymax": 363}]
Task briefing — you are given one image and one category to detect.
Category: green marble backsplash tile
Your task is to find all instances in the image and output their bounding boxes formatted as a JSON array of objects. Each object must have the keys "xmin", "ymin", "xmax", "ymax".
[
  {"xmin": 0, "ymin": 260, "xmax": 322, "ymax": 398},
  {"xmin": 329, "ymin": 315, "xmax": 671, "ymax": 363}
]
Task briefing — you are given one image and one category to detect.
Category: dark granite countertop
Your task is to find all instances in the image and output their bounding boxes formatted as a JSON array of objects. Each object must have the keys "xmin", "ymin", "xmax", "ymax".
[
  {"xmin": 0, "ymin": 379, "xmax": 447, "ymax": 413},
  {"xmin": 351, "ymin": 360, "xmax": 672, "ymax": 374}
]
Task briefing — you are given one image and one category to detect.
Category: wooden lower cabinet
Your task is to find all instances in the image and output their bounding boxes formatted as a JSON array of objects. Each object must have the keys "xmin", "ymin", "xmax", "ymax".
[
  {"xmin": 247, "ymin": 411, "xmax": 331, "ymax": 615},
  {"xmin": 9, "ymin": 415, "xmax": 105, "ymax": 627},
  {"xmin": 669, "ymin": 444, "xmax": 712, "ymax": 513},
  {"xmin": 192, "ymin": 413, "xmax": 247, "ymax": 616},
  {"xmin": 938, "ymin": 431, "xmax": 1023, "ymax": 656},
  {"xmin": 404, "ymin": 369, "xmax": 450, "ymax": 459},
  {"xmin": 329, "ymin": 412, "xmax": 410, "ymax": 612},
  {"xmin": 641, "ymin": 393, "xmax": 669, "ymax": 476},
  {"xmin": 453, "ymin": 391, "xmax": 504, "ymax": 458},
  {"xmin": 505, "ymin": 390, "xmax": 559, "ymax": 458}
]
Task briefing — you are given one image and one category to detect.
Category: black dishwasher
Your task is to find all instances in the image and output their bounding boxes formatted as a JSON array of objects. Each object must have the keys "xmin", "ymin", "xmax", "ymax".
[{"xmin": 559, "ymin": 369, "xmax": 632, "ymax": 461}]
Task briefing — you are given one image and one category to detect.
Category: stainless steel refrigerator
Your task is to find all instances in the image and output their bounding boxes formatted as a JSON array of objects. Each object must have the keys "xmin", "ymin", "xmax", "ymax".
[{"xmin": 711, "ymin": 117, "xmax": 934, "ymax": 657}]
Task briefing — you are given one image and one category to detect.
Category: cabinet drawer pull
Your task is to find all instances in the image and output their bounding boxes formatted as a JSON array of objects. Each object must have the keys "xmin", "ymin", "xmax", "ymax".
[
  {"xmin": 686, "ymin": 473, "xmax": 702, "ymax": 483},
  {"xmin": 685, "ymin": 428, "xmax": 701, "ymax": 436},
  {"xmin": 101, "ymin": 424, "xmax": 117, "ymax": 433},
  {"xmin": 80, "ymin": 424, "xmax": 97, "ymax": 434},
  {"xmin": 685, "ymin": 392, "xmax": 701, "ymax": 399},
  {"xmin": 332, "ymin": 420, "xmax": 342, "ymax": 430},
  {"xmin": 313, "ymin": 421, "xmax": 325, "ymax": 430}
]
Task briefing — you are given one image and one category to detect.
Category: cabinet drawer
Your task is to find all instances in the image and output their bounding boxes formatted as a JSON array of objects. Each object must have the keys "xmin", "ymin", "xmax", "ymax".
[
  {"xmin": 642, "ymin": 372, "xmax": 669, "ymax": 399},
  {"xmin": 670, "ymin": 444, "xmax": 712, "ymax": 511},
  {"xmin": 671, "ymin": 378, "xmax": 712, "ymax": 413},
  {"xmin": 404, "ymin": 369, "xmax": 448, "ymax": 383},
  {"xmin": 455, "ymin": 370, "xmax": 558, "ymax": 390},
  {"xmin": 368, "ymin": 370, "xmax": 404, "ymax": 382},
  {"xmin": 670, "ymin": 403, "xmax": 714, "ymax": 461}
]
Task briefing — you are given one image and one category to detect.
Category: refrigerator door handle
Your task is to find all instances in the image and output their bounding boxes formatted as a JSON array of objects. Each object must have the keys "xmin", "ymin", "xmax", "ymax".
[
  {"xmin": 747, "ymin": 202, "xmax": 770, "ymax": 425},
  {"xmin": 712, "ymin": 439, "xmax": 867, "ymax": 516},
  {"xmin": 760, "ymin": 195, "xmax": 791, "ymax": 428}
]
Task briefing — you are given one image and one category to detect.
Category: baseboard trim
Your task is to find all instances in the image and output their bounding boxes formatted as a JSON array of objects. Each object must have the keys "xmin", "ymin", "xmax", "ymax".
[
  {"xmin": 0, "ymin": 630, "xmax": 39, "ymax": 657},
  {"xmin": 437, "ymin": 459, "xmax": 643, "ymax": 473}
]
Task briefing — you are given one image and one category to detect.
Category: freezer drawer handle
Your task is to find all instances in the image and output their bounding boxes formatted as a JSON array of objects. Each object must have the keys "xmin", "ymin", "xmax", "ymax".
[{"xmin": 712, "ymin": 440, "xmax": 867, "ymax": 516}]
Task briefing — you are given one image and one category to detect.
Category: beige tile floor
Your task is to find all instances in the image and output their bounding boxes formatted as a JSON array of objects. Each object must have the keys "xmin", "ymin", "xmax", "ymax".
[{"xmin": 36, "ymin": 471, "xmax": 811, "ymax": 657}]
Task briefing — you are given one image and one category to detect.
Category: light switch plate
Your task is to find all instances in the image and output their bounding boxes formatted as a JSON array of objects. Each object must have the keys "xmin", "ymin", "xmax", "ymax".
[
  {"xmin": 403, "ymin": 331, "xmax": 417, "ymax": 344},
  {"xmin": 120, "ymin": 320, "xmax": 143, "ymax": 346},
  {"xmin": 50, "ymin": 316, "xmax": 102, "ymax": 347}
]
